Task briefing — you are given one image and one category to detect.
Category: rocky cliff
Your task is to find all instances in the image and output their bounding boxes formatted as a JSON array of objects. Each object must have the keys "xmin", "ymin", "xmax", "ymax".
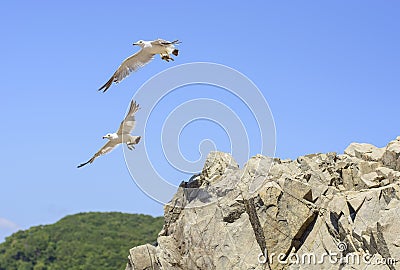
[{"xmin": 125, "ymin": 137, "xmax": 400, "ymax": 270}]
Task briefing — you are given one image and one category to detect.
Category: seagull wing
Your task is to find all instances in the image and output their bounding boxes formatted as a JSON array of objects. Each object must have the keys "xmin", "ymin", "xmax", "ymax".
[
  {"xmin": 77, "ymin": 140, "xmax": 118, "ymax": 168},
  {"xmin": 117, "ymin": 100, "xmax": 140, "ymax": 135},
  {"xmin": 152, "ymin": 39, "xmax": 181, "ymax": 46},
  {"xmin": 99, "ymin": 50, "xmax": 155, "ymax": 92}
]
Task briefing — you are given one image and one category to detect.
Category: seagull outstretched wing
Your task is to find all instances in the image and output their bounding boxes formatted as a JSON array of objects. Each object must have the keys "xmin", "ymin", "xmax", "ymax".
[
  {"xmin": 99, "ymin": 50, "xmax": 155, "ymax": 92},
  {"xmin": 117, "ymin": 100, "xmax": 140, "ymax": 135},
  {"xmin": 152, "ymin": 39, "xmax": 181, "ymax": 46},
  {"xmin": 77, "ymin": 141, "xmax": 118, "ymax": 168}
]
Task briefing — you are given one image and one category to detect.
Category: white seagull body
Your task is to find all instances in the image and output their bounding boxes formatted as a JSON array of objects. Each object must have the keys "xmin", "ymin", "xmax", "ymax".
[
  {"xmin": 99, "ymin": 39, "xmax": 181, "ymax": 92},
  {"xmin": 78, "ymin": 100, "xmax": 141, "ymax": 168}
]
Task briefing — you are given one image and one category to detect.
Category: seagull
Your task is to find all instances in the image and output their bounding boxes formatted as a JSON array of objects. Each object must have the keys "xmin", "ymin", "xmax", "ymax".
[
  {"xmin": 99, "ymin": 39, "xmax": 181, "ymax": 92},
  {"xmin": 77, "ymin": 100, "xmax": 141, "ymax": 168}
]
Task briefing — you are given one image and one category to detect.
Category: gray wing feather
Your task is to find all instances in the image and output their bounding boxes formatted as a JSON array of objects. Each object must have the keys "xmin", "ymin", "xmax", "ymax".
[
  {"xmin": 115, "ymin": 50, "xmax": 154, "ymax": 81},
  {"xmin": 77, "ymin": 141, "xmax": 117, "ymax": 168},
  {"xmin": 99, "ymin": 49, "xmax": 154, "ymax": 92},
  {"xmin": 117, "ymin": 100, "xmax": 140, "ymax": 135}
]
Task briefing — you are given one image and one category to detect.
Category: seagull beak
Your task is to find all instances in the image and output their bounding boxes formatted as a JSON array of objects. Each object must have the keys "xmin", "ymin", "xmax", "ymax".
[
  {"xmin": 132, "ymin": 42, "xmax": 138, "ymax": 46},
  {"xmin": 102, "ymin": 136, "xmax": 106, "ymax": 139}
]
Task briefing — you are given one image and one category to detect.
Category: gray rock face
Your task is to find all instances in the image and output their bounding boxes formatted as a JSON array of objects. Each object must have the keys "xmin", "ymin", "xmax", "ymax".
[{"xmin": 125, "ymin": 137, "xmax": 400, "ymax": 270}]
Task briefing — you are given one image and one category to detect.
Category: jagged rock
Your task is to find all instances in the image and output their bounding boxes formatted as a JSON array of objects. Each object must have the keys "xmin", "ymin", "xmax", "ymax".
[
  {"xmin": 199, "ymin": 151, "xmax": 239, "ymax": 184},
  {"xmin": 126, "ymin": 136, "xmax": 400, "ymax": 270},
  {"xmin": 360, "ymin": 172, "xmax": 382, "ymax": 188},
  {"xmin": 382, "ymin": 138, "xmax": 400, "ymax": 171},
  {"xmin": 125, "ymin": 244, "xmax": 160, "ymax": 270},
  {"xmin": 345, "ymin": 143, "xmax": 379, "ymax": 158},
  {"xmin": 242, "ymin": 154, "xmax": 274, "ymax": 194}
]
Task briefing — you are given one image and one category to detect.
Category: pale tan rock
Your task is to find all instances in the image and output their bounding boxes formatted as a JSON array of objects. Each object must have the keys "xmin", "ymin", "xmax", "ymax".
[
  {"xmin": 360, "ymin": 172, "xmax": 381, "ymax": 188},
  {"xmin": 344, "ymin": 143, "xmax": 378, "ymax": 158},
  {"xmin": 363, "ymin": 147, "xmax": 385, "ymax": 162},
  {"xmin": 125, "ymin": 244, "xmax": 160, "ymax": 270},
  {"xmin": 200, "ymin": 151, "xmax": 239, "ymax": 184},
  {"xmin": 125, "ymin": 137, "xmax": 400, "ymax": 270},
  {"xmin": 382, "ymin": 139, "xmax": 400, "ymax": 171}
]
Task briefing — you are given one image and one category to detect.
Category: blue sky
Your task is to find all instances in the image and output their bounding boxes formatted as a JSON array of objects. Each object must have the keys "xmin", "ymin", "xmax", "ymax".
[{"xmin": 0, "ymin": 1, "xmax": 399, "ymax": 241}]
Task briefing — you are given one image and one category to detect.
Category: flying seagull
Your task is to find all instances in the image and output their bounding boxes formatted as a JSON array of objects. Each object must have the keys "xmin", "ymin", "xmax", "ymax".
[
  {"xmin": 99, "ymin": 39, "xmax": 181, "ymax": 92},
  {"xmin": 77, "ymin": 100, "xmax": 141, "ymax": 168}
]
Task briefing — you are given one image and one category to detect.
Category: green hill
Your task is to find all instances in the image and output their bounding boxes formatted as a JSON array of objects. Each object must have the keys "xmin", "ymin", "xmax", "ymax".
[{"xmin": 0, "ymin": 212, "xmax": 163, "ymax": 270}]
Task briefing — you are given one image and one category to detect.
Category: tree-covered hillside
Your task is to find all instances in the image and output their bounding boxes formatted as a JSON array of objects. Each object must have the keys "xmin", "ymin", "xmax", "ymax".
[{"xmin": 0, "ymin": 212, "xmax": 163, "ymax": 270}]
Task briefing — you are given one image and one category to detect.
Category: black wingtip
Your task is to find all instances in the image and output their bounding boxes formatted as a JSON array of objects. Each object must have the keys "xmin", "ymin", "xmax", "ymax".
[
  {"xmin": 98, "ymin": 76, "xmax": 114, "ymax": 93},
  {"xmin": 77, "ymin": 161, "xmax": 89, "ymax": 168},
  {"xmin": 172, "ymin": 49, "xmax": 179, "ymax": 56}
]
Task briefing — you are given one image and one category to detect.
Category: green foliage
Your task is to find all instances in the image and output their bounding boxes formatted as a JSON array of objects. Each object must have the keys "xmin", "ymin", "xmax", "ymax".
[{"xmin": 0, "ymin": 212, "xmax": 163, "ymax": 270}]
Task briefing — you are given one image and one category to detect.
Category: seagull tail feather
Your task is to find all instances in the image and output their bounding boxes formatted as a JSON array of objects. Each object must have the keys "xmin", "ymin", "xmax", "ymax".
[{"xmin": 98, "ymin": 76, "xmax": 114, "ymax": 93}]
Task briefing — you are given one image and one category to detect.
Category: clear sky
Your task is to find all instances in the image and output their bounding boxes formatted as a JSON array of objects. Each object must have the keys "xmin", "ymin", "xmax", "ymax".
[{"xmin": 0, "ymin": 1, "xmax": 399, "ymax": 242}]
